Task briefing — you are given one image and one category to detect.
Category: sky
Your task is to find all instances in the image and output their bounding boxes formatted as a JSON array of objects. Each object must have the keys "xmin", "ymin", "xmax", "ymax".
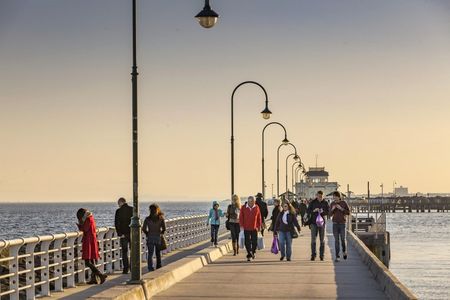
[{"xmin": 0, "ymin": 0, "xmax": 449, "ymax": 202}]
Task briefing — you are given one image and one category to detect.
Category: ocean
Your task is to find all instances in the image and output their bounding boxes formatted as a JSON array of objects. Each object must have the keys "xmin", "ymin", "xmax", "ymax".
[{"xmin": 0, "ymin": 203, "xmax": 449, "ymax": 299}]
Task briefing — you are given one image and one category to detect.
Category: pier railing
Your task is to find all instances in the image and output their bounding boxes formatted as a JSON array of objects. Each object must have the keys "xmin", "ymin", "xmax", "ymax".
[{"xmin": 0, "ymin": 214, "xmax": 223, "ymax": 300}]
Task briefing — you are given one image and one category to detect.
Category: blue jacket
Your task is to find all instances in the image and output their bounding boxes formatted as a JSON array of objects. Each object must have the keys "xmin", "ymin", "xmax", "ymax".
[{"xmin": 207, "ymin": 208, "xmax": 224, "ymax": 225}]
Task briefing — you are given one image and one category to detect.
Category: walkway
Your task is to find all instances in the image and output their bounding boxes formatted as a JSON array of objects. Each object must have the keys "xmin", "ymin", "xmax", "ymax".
[{"xmin": 153, "ymin": 224, "xmax": 388, "ymax": 299}]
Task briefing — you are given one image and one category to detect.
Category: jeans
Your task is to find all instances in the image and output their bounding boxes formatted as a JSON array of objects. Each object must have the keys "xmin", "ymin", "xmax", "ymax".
[
  {"xmin": 146, "ymin": 235, "xmax": 161, "ymax": 271},
  {"xmin": 120, "ymin": 235, "xmax": 130, "ymax": 272},
  {"xmin": 244, "ymin": 230, "xmax": 258, "ymax": 257},
  {"xmin": 333, "ymin": 223, "xmax": 346, "ymax": 257},
  {"xmin": 310, "ymin": 224, "xmax": 325, "ymax": 257},
  {"xmin": 278, "ymin": 231, "xmax": 293, "ymax": 259},
  {"xmin": 229, "ymin": 222, "xmax": 240, "ymax": 242},
  {"xmin": 210, "ymin": 224, "xmax": 220, "ymax": 245}
]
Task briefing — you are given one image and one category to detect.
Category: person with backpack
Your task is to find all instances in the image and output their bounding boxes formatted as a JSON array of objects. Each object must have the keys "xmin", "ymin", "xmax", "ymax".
[
  {"xmin": 142, "ymin": 204, "xmax": 166, "ymax": 271},
  {"xmin": 307, "ymin": 191, "xmax": 329, "ymax": 261},
  {"xmin": 114, "ymin": 197, "xmax": 133, "ymax": 274},
  {"xmin": 255, "ymin": 193, "xmax": 268, "ymax": 236},
  {"xmin": 226, "ymin": 195, "xmax": 241, "ymax": 255},
  {"xmin": 330, "ymin": 191, "xmax": 350, "ymax": 262},
  {"xmin": 274, "ymin": 202, "xmax": 301, "ymax": 261},
  {"xmin": 76, "ymin": 208, "xmax": 108, "ymax": 284},
  {"xmin": 207, "ymin": 201, "xmax": 224, "ymax": 247}
]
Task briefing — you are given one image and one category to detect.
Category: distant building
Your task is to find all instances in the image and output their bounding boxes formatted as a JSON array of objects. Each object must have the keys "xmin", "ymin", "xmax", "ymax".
[
  {"xmin": 394, "ymin": 186, "xmax": 409, "ymax": 197},
  {"xmin": 296, "ymin": 167, "xmax": 339, "ymax": 200}
]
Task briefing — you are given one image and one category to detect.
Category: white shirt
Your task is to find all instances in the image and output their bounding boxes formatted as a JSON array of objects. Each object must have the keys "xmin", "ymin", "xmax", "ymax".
[{"xmin": 282, "ymin": 211, "xmax": 289, "ymax": 224}]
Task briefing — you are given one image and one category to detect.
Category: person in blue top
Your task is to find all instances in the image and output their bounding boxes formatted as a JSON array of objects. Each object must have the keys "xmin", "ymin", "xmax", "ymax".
[{"xmin": 207, "ymin": 201, "xmax": 224, "ymax": 247}]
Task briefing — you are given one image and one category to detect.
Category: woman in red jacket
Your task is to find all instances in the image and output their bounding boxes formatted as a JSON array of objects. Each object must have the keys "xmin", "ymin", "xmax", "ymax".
[{"xmin": 76, "ymin": 208, "xmax": 107, "ymax": 284}]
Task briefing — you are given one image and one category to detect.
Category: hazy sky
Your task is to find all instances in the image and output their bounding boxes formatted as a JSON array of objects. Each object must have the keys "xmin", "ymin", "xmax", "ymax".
[{"xmin": 1, "ymin": 0, "xmax": 449, "ymax": 202}]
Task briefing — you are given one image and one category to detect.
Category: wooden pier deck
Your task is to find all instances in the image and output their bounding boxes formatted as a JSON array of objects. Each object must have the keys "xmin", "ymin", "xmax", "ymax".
[{"xmin": 153, "ymin": 224, "xmax": 388, "ymax": 299}]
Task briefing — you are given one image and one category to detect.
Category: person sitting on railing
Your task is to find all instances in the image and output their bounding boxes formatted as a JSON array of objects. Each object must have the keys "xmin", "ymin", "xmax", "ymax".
[
  {"xmin": 76, "ymin": 208, "xmax": 108, "ymax": 284},
  {"xmin": 207, "ymin": 201, "xmax": 224, "ymax": 247},
  {"xmin": 142, "ymin": 204, "xmax": 166, "ymax": 271},
  {"xmin": 330, "ymin": 191, "xmax": 350, "ymax": 262}
]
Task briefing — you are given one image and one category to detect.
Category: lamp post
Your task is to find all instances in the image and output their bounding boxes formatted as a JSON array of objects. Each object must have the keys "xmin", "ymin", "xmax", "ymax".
[
  {"xmin": 231, "ymin": 81, "xmax": 271, "ymax": 198},
  {"xmin": 285, "ymin": 152, "xmax": 299, "ymax": 197},
  {"xmin": 291, "ymin": 160, "xmax": 302, "ymax": 196},
  {"xmin": 276, "ymin": 142, "xmax": 297, "ymax": 197},
  {"xmin": 262, "ymin": 122, "xmax": 289, "ymax": 200},
  {"xmin": 128, "ymin": 0, "xmax": 218, "ymax": 284}
]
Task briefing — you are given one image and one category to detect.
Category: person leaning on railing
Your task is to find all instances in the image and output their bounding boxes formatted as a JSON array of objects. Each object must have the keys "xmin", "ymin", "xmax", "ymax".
[
  {"xmin": 142, "ymin": 204, "xmax": 166, "ymax": 272},
  {"xmin": 76, "ymin": 208, "xmax": 108, "ymax": 284}
]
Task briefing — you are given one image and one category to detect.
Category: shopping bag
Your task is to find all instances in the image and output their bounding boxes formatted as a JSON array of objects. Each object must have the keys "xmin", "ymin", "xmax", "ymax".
[
  {"xmin": 316, "ymin": 213, "xmax": 325, "ymax": 228},
  {"xmin": 257, "ymin": 235, "xmax": 265, "ymax": 250},
  {"xmin": 271, "ymin": 236, "xmax": 279, "ymax": 254},
  {"xmin": 238, "ymin": 231, "xmax": 245, "ymax": 249}
]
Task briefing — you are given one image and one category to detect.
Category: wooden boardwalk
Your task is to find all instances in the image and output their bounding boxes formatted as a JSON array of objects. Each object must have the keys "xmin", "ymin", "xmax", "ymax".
[{"xmin": 153, "ymin": 224, "xmax": 388, "ymax": 299}]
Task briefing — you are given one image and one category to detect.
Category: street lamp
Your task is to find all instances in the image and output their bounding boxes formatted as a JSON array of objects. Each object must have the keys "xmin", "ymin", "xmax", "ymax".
[
  {"xmin": 291, "ymin": 160, "xmax": 302, "ymax": 196},
  {"xmin": 195, "ymin": 0, "xmax": 219, "ymax": 28},
  {"xmin": 231, "ymin": 81, "xmax": 271, "ymax": 198},
  {"xmin": 128, "ymin": 0, "xmax": 218, "ymax": 283},
  {"xmin": 276, "ymin": 142, "xmax": 297, "ymax": 197},
  {"xmin": 285, "ymin": 152, "xmax": 300, "ymax": 197},
  {"xmin": 261, "ymin": 122, "xmax": 289, "ymax": 200}
]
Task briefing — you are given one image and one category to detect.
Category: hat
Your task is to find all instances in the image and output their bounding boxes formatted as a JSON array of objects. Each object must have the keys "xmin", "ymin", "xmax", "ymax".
[
  {"xmin": 212, "ymin": 201, "xmax": 219, "ymax": 207},
  {"xmin": 255, "ymin": 193, "xmax": 263, "ymax": 198}
]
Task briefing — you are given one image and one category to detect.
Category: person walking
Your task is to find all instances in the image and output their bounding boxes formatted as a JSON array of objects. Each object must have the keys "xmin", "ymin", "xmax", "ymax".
[
  {"xmin": 269, "ymin": 198, "xmax": 282, "ymax": 232},
  {"xmin": 330, "ymin": 191, "xmax": 350, "ymax": 262},
  {"xmin": 226, "ymin": 195, "xmax": 241, "ymax": 255},
  {"xmin": 255, "ymin": 193, "xmax": 268, "ymax": 236},
  {"xmin": 239, "ymin": 196, "xmax": 262, "ymax": 262},
  {"xmin": 307, "ymin": 191, "xmax": 329, "ymax": 261},
  {"xmin": 274, "ymin": 202, "xmax": 301, "ymax": 261},
  {"xmin": 207, "ymin": 201, "xmax": 224, "ymax": 247},
  {"xmin": 114, "ymin": 197, "xmax": 133, "ymax": 274},
  {"xmin": 142, "ymin": 204, "xmax": 166, "ymax": 271},
  {"xmin": 76, "ymin": 208, "xmax": 107, "ymax": 284},
  {"xmin": 299, "ymin": 199, "xmax": 308, "ymax": 226}
]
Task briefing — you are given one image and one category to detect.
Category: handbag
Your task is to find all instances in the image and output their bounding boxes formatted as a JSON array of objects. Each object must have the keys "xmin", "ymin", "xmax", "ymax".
[
  {"xmin": 225, "ymin": 219, "xmax": 231, "ymax": 230},
  {"xmin": 316, "ymin": 213, "xmax": 325, "ymax": 228},
  {"xmin": 290, "ymin": 227, "xmax": 299, "ymax": 239},
  {"xmin": 271, "ymin": 236, "xmax": 279, "ymax": 254},
  {"xmin": 257, "ymin": 235, "xmax": 265, "ymax": 250},
  {"xmin": 238, "ymin": 231, "xmax": 245, "ymax": 249},
  {"xmin": 160, "ymin": 235, "xmax": 168, "ymax": 251}
]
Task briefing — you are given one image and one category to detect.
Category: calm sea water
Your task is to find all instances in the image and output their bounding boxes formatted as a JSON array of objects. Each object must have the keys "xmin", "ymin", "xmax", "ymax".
[
  {"xmin": 387, "ymin": 213, "xmax": 450, "ymax": 300},
  {"xmin": 0, "ymin": 203, "xmax": 448, "ymax": 299}
]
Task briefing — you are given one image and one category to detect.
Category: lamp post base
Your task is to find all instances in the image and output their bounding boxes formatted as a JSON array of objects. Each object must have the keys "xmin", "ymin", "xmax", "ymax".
[{"xmin": 128, "ymin": 216, "xmax": 142, "ymax": 283}]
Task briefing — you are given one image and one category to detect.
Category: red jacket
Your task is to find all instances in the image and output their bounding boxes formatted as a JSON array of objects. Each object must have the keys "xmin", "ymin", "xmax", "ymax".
[
  {"xmin": 239, "ymin": 204, "xmax": 262, "ymax": 230},
  {"xmin": 78, "ymin": 213, "xmax": 100, "ymax": 260}
]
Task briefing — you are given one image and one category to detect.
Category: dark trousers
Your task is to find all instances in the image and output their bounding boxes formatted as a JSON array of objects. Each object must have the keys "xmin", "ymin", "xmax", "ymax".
[
  {"xmin": 85, "ymin": 259, "xmax": 101, "ymax": 276},
  {"xmin": 229, "ymin": 222, "xmax": 240, "ymax": 242},
  {"xmin": 210, "ymin": 224, "xmax": 220, "ymax": 245},
  {"xmin": 244, "ymin": 230, "xmax": 257, "ymax": 256},
  {"xmin": 120, "ymin": 235, "xmax": 130, "ymax": 272},
  {"xmin": 333, "ymin": 223, "xmax": 346, "ymax": 257},
  {"xmin": 147, "ymin": 236, "xmax": 162, "ymax": 271},
  {"xmin": 310, "ymin": 224, "xmax": 325, "ymax": 257}
]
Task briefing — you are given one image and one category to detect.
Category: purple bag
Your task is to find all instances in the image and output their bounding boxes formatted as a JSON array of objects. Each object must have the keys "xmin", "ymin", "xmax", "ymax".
[
  {"xmin": 316, "ymin": 213, "xmax": 325, "ymax": 228},
  {"xmin": 271, "ymin": 236, "xmax": 279, "ymax": 254}
]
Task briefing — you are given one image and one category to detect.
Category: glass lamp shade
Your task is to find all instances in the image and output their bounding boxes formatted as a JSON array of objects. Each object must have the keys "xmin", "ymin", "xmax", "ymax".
[
  {"xmin": 294, "ymin": 155, "xmax": 300, "ymax": 161},
  {"xmin": 261, "ymin": 107, "xmax": 272, "ymax": 119},
  {"xmin": 282, "ymin": 138, "xmax": 289, "ymax": 145},
  {"xmin": 197, "ymin": 16, "xmax": 218, "ymax": 28}
]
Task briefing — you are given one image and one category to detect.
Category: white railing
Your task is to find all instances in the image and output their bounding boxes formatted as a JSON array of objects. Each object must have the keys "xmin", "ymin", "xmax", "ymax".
[{"xmin": 0, "ymin": 214, "xmax": 225, "ymax": 300}]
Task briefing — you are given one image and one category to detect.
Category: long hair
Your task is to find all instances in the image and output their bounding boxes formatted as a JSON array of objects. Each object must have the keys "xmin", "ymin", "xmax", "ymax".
[
  {"xmin": 231, "ymin": 194, "xmax": 241, "ymax": 208},
  {"xmin": 285, "ymin": 202, "xmax": 296, "ymax": 215},
  {"xmin": 76, "ymin": 208, "xmax": 87, "ymax": 222},
  {"xmin": 149, "ymin": 203, "xmax": 164, "ymax": 222}
]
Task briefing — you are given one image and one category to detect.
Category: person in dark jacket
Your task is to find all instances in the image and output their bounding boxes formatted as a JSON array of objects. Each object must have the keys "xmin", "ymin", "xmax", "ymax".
[
  {"xmin": 274, "ymin": 202, "xmax": 301, "ymax": 261},
  {"xmin": 255, "ymin": 193, "xmax": 268, "ymax": 236},
  {"xmin": 330, "ymin": 191, "xmax": 350, "ymax": 262},
  {"xmin": 298, "ymin": 200, "xmax": 308, "ymax": 226},
  {"xmin": 114, "ymin": 197, "xmax": 133, "ymax": 274},
  {"xmin": 269, "ymin": 198, "xmax": 282, "ymax": 232},
  {"xmin": 307, "ymin": 191, "xmax": 329, "ymax": 261},
  {"xmin": 76, "ymin": 208, "xmax": 107, "ymax": 284},
  {"xmin": 142, "ymin": 204, "xmax": 166, "ymax": 271},
  {"xmin": 226, "ymin": 194, "xmax": 241, "ymax": 256}
]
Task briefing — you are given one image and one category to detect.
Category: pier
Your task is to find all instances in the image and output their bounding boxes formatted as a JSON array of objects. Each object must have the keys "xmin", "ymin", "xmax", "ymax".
[
  {"xmin": 0, "ymin": 213, "xmax": 417, "ymax": 300},
  {"xmin": 349, "ymin": 196, "xmax": 450, "ymax": 213}
]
